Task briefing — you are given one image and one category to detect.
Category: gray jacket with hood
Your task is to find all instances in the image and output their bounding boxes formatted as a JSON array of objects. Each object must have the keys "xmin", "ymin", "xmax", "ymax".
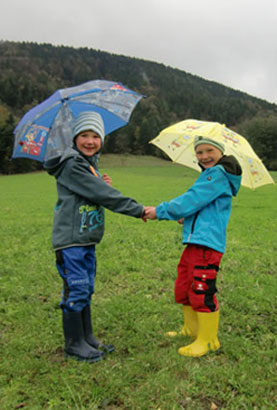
[{"xmin": 44, "ymin": 147, "xmax": 144, "ymax": 251}]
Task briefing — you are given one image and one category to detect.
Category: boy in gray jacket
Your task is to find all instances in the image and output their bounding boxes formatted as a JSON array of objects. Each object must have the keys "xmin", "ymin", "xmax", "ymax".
[{"xmin": 44, "ymin": 111, "xmax": 144, "ymax": 363}]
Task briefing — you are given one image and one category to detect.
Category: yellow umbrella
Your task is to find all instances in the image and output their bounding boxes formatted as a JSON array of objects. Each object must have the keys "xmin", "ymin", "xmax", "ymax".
[{"xmin": 150, "ymin": 119, "xmax": 275, "ymax": 189}]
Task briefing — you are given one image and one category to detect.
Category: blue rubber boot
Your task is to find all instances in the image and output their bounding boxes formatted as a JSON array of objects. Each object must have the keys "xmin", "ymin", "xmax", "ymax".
[
  {"xmin": 82, "ymin": 305, "xmax": 115, "ymax": 353},
  {"xmin": 62, "ymin": 311, "xmax": 105, "ymax": 363}
]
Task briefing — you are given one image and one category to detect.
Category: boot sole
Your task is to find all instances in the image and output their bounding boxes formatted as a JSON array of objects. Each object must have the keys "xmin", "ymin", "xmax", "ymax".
[
  {"xmin": 178, "ymin": 340, "xmax": 220, "ymax": 357},
  {"xmin": 65, "ymin": 352, "xmax": 105, "ymax": 363},
  {"xmin": 87, "ymin": 342, "xmax": 115, "ymax": 354},
  {"xmin": 99, "ymin": 345, "xmax": 115, "ymax": 353}
]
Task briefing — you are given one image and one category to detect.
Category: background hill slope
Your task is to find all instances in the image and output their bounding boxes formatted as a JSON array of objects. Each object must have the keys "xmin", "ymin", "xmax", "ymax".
[{"xmin": 0, "ymin": 40, "xmax": 276, "ymax": 173}]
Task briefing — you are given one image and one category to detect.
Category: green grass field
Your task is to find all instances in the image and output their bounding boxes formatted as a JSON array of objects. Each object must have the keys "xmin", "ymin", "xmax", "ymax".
[{"xmin": 0, "ymin": 155, "xmax": 276, "ymax": 410}]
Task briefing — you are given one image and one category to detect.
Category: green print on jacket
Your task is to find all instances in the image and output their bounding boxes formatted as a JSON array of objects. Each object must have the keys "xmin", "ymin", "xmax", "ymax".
[{"xmin": 79, "ymin": 205, "xmax": 104, "ymax": 233}]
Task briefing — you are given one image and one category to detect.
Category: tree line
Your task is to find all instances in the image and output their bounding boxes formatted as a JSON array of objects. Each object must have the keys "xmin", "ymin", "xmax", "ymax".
[{"xmin": 0, "ymin": 40, "xmax": 277, "ymax": 174}]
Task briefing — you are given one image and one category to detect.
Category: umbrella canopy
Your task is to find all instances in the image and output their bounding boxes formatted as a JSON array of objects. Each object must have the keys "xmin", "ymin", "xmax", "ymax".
[
  {"xmin": 12, "ymin": 80, "xmax": 143, "ymax": 162},
  {"xmin": 150, "ymin": 119, "xmax": 275, "ymax": 189}
]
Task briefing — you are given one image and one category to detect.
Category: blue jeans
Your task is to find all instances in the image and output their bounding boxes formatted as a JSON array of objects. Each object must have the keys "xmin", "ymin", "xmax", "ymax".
[{"xmin": 56, "ymin": 245, "xmax": 96, "ymax": 312}]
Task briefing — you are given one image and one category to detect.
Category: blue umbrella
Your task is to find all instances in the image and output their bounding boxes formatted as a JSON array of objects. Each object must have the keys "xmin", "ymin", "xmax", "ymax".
[{"xmin": 12, "ymin": 80, "xmax": 143, "ymax": 162}]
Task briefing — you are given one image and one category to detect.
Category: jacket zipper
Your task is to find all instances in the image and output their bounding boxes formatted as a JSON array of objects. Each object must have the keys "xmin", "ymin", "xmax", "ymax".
[{"xmin": 187, "ymin": 211, "xmax": 200, "ymax": 242}]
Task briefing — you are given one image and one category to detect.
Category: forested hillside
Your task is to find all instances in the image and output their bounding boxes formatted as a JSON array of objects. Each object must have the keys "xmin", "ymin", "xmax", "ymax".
[{"xmin": 1, "ymin": 40, "xmax": 277, "ymax": 174}]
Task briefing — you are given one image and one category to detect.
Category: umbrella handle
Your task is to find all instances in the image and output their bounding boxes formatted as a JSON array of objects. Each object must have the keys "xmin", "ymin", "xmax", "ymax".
[{"xmin": 89, "ymin": 166, "xmax": 98, "ymax": 177}]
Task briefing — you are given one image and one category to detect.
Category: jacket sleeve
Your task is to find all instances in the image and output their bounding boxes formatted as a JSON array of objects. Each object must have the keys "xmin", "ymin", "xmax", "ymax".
[
  {"xmin": 156, "ymin": 167, "xmax": 231, "ymax": 221},
  {"xmin": 59, "ymin": 157, "xmax": 144, "ymax": 218}
]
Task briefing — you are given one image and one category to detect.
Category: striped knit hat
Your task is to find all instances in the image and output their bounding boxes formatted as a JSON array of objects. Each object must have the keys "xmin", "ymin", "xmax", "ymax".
[
  {"xmin": 73, "ymin": 112, "xmax": 105, "ymax": 143},
  {"xmin": 194, "ymin": 136, "xmax": 225, "ymax": 154}
]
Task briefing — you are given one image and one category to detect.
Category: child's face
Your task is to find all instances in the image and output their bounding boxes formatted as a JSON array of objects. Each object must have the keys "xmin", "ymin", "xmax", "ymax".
[
  {"xmin": 195, "ymin": 143, "xmax": 223, "ymax": 169},
  {"xmin": 75, "ymin": 130, "xmax": 102, "ymax": 157}
]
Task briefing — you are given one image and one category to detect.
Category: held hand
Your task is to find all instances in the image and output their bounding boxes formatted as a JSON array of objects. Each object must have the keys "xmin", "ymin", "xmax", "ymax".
[
  {"xmin": 141, "ymin": 207, "xmax": 147, "ymax": 223},
  {"xmin": 177, "ymin": 218, "xmax": 184, "ymax": 225},
  {"xmin": 102, "ymin": 173, "xmax": 112, "ymax": 186},
  {"xmin": 144, "ymin": 206, "xmax": 157, "ymax": 220}
]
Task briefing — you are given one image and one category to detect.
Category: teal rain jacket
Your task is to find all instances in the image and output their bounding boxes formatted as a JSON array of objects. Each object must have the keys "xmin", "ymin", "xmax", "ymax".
[{"xmin": 155, "ymin": 156, "xmax": 242, "ymax": 254}]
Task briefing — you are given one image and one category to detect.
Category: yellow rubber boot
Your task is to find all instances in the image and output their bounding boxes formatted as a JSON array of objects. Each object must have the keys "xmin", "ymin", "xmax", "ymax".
[
  {"xmin": 178, "ymin": 310, "xmax": 220, "ymax": 357},
  {"xmin": 166, "ymin": 305, "xmax": 198, "ymax": 339}
]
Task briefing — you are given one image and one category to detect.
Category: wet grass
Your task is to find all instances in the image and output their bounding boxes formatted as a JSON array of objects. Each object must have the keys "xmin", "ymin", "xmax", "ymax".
[{"xmin": 0, "ymin": 155, "xmax": 276, "ymax": 409}]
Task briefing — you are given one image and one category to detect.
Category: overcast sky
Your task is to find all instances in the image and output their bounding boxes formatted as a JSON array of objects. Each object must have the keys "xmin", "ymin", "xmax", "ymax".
[{"xmin": 1, "ymin": 0, "xmax": 277, "ymax": 104}]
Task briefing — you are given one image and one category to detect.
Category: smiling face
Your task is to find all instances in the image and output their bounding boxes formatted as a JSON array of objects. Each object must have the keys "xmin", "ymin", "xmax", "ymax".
[
  {"xmin": 75, "ymin": 130, "xmax": 102, "ymax": 157},
  {"xmin": 195, "ymin": 143, "xmax": 223, "ymax": 169}
]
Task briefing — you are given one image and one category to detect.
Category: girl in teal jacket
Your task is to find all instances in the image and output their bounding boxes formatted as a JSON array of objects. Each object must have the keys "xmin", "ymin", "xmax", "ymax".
[{"xmin": 145, "ymin": 136, "xmax": 242, "ymax": 357}]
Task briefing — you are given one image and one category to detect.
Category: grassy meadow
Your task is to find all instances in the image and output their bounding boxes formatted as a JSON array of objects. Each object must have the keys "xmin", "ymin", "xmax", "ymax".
[{"xmin": 0, "ymin": 154, "xmax": 276, "ymax": 410}]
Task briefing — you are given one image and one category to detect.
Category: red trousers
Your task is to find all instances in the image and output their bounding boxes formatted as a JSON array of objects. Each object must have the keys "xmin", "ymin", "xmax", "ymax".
[{"xmin": 175, "ymin": 244, "xmax": 223, "ymax": 312}]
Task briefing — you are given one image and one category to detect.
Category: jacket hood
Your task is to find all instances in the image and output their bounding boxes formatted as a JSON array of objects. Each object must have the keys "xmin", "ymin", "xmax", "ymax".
[
  {"xmin": 217, "ymin": 155, "xmax": 242, "ymax": 196},
  {"xmin": 199, "ymin": 155, "xmax": 242, "ymax": 196},
  {"xmin": 44, "ymin": 146, "xmax": 98, "ymax": 177}
]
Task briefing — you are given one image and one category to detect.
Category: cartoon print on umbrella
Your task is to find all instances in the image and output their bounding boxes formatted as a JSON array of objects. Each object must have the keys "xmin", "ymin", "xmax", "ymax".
[
  {"xmin": 13, "ymin": 80, "xmax": 144, "ymax": 163},
  {"xmin": 150, "ymin": 119, "xmax": 274, "ymax": 189}
]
